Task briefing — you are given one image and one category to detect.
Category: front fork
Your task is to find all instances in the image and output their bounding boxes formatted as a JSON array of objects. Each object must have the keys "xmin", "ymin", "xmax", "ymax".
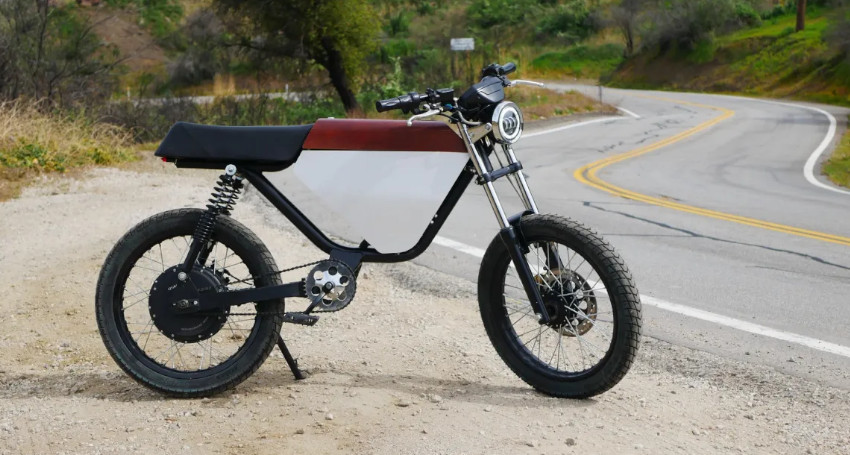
[{"xmin": 459, "ymin": 124, "xmax": 552, "ymax": 324}]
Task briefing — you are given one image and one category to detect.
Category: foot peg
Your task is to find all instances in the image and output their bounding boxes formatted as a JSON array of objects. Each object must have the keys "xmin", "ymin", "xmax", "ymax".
[{"xmin": 282, "ymin": 312, "xmax": 319, "ymax": 326}]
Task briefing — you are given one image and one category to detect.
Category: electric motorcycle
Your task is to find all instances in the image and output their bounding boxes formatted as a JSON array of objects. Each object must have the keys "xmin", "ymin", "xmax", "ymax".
[{"xmin": 95, "ymin": 63, "xmax": 642, "ymax": 398}]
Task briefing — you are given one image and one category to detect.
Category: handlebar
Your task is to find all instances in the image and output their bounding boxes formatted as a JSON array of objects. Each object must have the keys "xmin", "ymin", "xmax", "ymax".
[
  {"xmin": 481, "ymin": 62, "xmax": 516, "ymax": 78},
  {"xmin": 375, "ymin": 88, "xmax": 455, "ymax": 114},
  {"xmin": 375, "ymin": 93, "xmax": 423, "ymax": 113}
]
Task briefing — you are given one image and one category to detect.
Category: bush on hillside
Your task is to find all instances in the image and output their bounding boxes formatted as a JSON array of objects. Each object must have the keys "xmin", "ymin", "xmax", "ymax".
[
  {"xmin": 826, "ymin": 7, "xmax": 850, "ymax": 59},
  {"xmin": 167, "ymin": 10, "xmax": 231, "ymax": 88},
  {"xmin": 735, "ymin": 1, "xmax": 763, "ymax": 26},
  {"xmin": 641, "ymin": 0, "xmax": 768, "ymax": 53},
  {"xmin": 535, "ymin": 0, "xmax": 600, "ymax": 44},
  {"xmin": 0, "ymin": 0, "xmax": 120, "ymax": 109},
  {"xmin": 468, "ymin": 0, "xmax": 537, "ymax": 29}
]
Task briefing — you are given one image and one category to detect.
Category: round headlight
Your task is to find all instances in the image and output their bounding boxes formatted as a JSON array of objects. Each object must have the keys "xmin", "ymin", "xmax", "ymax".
[{"xmin": 492, "ymin": 102, "xmax": 523, "ymax": 144}]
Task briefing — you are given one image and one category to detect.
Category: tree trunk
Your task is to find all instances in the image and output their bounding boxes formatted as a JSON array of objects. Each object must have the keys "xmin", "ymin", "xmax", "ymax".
[
  {"xmin": 796, "ymin": 0, "xmax": 806, "ymax": 32},
  {"xmin": 320, "ymin": 38, "xmax": 360, "ymax": 113}
]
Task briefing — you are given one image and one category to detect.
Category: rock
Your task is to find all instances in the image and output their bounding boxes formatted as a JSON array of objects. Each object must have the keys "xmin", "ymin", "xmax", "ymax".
[
  {"xmin": 325, "ymin": 413, "xmax": 334, "ymax": 421},
  {"xmin": 565, "ymin": 438, "xmax": 576, "ymax": 446},
  {"xmin": 295, "ymin": 429, "xmax": 305, "ymax": 435},
  {"xmin": 526, "ymin": 440, "xmax": 538, "ymax": 448},
  {"xmin": 692, "ymin": 429, "xmax": 700, "ymax": 436},
  {"xmin": 484, "ymin": 406, "xmax": 493, "ymax": 412},
  {"xmin": 396, "ymin": 400, "xmax": 411, "ymax": 408},
  {"xmin": 429, "ymin": 394, "xmax": 443, "ymax": 404}
]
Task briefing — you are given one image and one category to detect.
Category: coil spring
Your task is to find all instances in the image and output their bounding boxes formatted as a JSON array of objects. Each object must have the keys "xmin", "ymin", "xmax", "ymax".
[{"xmin": 193, "ymin": 173, "xmax": 243, "ymax": 246}]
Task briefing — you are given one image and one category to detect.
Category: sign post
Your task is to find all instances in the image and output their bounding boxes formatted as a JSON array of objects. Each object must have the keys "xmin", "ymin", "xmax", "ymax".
[{"xmin": 450, "ymin": 38, "xmax": 475, "ymax": 83}]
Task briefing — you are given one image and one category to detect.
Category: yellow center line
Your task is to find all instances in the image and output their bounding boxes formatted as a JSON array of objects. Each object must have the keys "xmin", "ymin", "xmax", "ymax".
[{"xmin": 573, "ymin": 95, "xmax": 850, "ymax": 247}]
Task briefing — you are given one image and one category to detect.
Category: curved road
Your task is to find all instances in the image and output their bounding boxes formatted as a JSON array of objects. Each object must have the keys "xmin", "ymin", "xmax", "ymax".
[
  {"xmin": 423, "ymin": 87, "xmax": 850, "ymax": 389},
  {"xmin": 278, "ymin": 87, "xmax": 850, "ymax": 389}
]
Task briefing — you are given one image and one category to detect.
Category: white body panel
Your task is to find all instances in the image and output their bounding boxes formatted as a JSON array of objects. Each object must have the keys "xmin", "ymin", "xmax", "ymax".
[{"xmin": 266, "ymin": 150, "xmax": 469, "ymax": 253}]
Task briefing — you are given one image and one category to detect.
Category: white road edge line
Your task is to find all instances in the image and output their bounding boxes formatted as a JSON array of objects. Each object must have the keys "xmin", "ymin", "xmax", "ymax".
[
  {"xmin": 434, "ymin": 235, "xmax": 850, "ymax": 359},
  {"xmin": 616, "ymin": 106, "xmax": 642, "ymax": 119},
  {"xmin": 709, "ymin": 94, "xmax": 848, "ymax": 196},
  {"xmin": 791, "ymin": 105, "xmax": 845, "ymax": 195},
  {"xmin": 524, "ymin": 115, "xmax": 630, "ymax": 138}
]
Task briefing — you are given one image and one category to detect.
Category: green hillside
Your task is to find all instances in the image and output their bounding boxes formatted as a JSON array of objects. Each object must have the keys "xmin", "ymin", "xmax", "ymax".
[{"xmin": 608, "ymin": 7, "xmax": 850, "ymax": 106}]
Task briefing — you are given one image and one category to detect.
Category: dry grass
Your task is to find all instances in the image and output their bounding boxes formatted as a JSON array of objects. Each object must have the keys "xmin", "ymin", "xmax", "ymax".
[
  {"xmin": 0, "ymin": 100, "xmax": 136, "ymax": 200},
  {"xmin": 511, "ymin": 87, "xmax": 616, "ymax": 120}
]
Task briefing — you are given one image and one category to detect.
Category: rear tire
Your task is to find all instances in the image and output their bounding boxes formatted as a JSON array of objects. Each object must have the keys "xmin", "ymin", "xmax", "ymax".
[
  {"xmin": 478, "ymin": 214, "xmax": 641, "ymax": 398},
  {"xmin": 95, "ymin": 209, "xmax": 284, "ymax": 397}
]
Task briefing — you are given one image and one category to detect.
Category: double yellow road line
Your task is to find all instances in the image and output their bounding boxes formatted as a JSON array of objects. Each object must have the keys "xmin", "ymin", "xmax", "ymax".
[{"xmin": 573, "ymin": 95, "xmax": 850, "ymax": 247}]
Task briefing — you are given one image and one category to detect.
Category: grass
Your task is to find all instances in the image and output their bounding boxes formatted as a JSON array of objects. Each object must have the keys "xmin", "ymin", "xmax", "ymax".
[
  {"xmin": 528, "ymin": 43, "xmax": 625, "ymax": 80},
  {"xmin": 0, "ymin": 101, "xmax": 136, "ymax": 200},
  {"xmin": 510, "ymin": 87, "xmax": 616, "ymax": 120},
  {"xmin": 823, "ymin": 115, "xmax": 850, "ymax": 188},
  {"xmin": 610, "ymin": 9, "xmax": 850, "ymax": 107}
]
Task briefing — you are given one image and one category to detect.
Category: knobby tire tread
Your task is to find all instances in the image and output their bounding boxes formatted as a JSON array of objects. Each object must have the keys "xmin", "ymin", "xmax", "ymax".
[
  {"xmin": 95, "ymin": 209, "xmax": 284, "ymax": 397},
  {"xmin": 478, "ymin": 214, "xmax": 642, "ymax": 398}
]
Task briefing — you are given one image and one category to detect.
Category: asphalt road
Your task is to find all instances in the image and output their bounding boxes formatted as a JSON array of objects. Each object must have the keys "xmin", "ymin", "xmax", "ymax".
[{"xmin": 280, "ymin": 87, "xmax": 850, "ymax": 390}]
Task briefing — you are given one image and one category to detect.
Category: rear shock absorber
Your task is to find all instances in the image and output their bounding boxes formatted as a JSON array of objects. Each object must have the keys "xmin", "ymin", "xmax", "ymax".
[{"xmin": 181, "ymin": 165, "xmax": 243, "ymax": 271}]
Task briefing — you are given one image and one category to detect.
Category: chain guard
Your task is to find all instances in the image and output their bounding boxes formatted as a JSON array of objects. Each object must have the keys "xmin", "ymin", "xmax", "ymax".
[{"xmin": 305, "ymin": 260, "xmax": 357, "ymax": 312}]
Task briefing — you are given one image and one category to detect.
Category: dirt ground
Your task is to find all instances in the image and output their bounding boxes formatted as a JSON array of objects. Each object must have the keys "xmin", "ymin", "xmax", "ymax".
[{"xmin": 1, "ymin": 161, "xmax": 849, "ymax": 455}]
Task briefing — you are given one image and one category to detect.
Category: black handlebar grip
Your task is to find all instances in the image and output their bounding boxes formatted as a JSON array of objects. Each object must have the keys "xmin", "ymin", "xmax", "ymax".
[
  {"xmin": 502, "ymin": 62, "xmax": 516, "ymax": 75},
  {"xmin": 376, "ymin": 93, "xmax": 422, "ymax": 113},
  {"xmin": 376, "ymin": 97, "xmax": 401, "ymax": 113}
]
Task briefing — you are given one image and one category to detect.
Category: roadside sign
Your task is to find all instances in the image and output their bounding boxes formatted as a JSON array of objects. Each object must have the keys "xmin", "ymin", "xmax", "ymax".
[{"xmin": 450, "ymin": 38, "xmax": 475, "ymax": 51}]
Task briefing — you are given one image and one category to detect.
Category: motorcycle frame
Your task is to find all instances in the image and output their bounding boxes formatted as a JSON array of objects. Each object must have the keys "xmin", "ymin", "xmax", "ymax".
[{"xmin": 187, "ymin": 117, "xmax": 553, "ymax": 323}]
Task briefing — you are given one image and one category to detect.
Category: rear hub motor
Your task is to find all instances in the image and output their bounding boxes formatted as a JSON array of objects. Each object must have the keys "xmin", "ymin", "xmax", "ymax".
[
  {"xmin": 536, "ymin": 269, "xmax": 597, "ymax": 337},
  {"xmin": 148, "ymin": 267, "xmax": 228, "ymax": 342}
]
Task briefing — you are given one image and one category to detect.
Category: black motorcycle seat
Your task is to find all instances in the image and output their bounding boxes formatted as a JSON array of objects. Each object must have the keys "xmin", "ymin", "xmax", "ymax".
[{"xmin": 155, "ymin": 122, "xmax": 314, "ymax": 169}]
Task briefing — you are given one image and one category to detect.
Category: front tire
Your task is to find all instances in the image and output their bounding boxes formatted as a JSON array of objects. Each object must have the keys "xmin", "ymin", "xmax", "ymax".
[
  {"xmin": 478, "ymin": 214, "xmax": 641, "ymax": 398},
  {"xmin": 95, "ymin": 209, "xmax": 284, "ymax": 397}
]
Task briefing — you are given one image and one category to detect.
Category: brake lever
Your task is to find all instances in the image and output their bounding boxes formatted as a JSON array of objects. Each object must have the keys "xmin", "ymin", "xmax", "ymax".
[
  {"xmin": 509, "ymin": 80, "xmax": 546, "ymax": 88},
  {"xmin": 406, "ymin": 108, "xmax": 442, "ymax": 126}
]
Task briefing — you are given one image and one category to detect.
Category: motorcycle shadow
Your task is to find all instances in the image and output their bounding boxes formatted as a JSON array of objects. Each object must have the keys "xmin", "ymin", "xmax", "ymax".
[{"xmin": 0, "ymin": 367, "xmax": 600, "ymax": 408}]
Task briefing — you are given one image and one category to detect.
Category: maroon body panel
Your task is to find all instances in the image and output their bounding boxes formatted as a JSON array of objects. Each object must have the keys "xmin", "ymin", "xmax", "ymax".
[{"xmin": 301, "ymin": 118, "xmax": 466, "ymax": 153}]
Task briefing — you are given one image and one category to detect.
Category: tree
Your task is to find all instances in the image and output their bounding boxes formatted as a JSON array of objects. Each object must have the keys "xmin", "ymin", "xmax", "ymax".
[
  {"xmin": 612, "ymin": 0, "xmax": 642, "ymax": 56},
  {"xmin": 797, "ymin": 0, "xmax": 807, "ymax": 31},
  {"xmin": 214, "ymin": 0, "xmax": 377, "ymax": 112},
  {"xmin": 0, "ymin": 0, "xmax": 120, "ymax": 107}
]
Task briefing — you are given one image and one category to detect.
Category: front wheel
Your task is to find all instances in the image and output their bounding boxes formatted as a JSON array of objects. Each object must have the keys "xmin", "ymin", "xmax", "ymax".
[{"xmin": 478, "ymin": 214, "xmax": 641, "ymax": 398}]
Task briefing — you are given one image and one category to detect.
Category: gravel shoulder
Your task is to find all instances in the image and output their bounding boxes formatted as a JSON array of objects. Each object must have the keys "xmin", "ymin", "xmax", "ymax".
[{"xmin": 1, "ymin": 162, "xmax": 849, "ymax": 454}]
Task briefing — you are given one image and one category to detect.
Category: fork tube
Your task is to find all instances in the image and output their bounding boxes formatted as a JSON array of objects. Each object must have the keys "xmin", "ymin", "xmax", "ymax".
[
  {"xmin": 459, "ymin": 124, "xmax": 510, "ymax": 228},
  {"xmin": 459, "ymin": 124, "xmax": 550, "ymax": 323},
  {"xmin": 504, "ymin": 145, "xmax": 539, "ymax": 214}
]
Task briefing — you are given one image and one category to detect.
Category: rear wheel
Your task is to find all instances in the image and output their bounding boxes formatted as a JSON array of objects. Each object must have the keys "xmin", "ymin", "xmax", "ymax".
[
  {"xmin": 95, "ymin": 209, "xmax": 284, "ymax": 397},
  {"xmin": 478, "ymin": 214, "xmax": 641, "ymax": 398}
]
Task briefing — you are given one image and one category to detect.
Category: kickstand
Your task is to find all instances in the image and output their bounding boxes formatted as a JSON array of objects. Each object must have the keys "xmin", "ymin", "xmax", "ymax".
[{"xmin": 277, "ymin": 335, "xmax": 305, "ymax": 380}]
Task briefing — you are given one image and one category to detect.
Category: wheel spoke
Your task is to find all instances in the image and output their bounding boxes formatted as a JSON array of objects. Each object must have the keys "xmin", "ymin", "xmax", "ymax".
[
  {"xmin": 503, "ymin": 238, "xmax": 617, "ymax": 375},
  {"xmin": 113, "ymin": 230, "xmax": 268, "ymax": 376}
]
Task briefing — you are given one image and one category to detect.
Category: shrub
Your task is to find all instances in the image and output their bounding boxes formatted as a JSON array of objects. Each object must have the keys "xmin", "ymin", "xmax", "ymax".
[
  {"xmin": 535, "ymin": 0, "xmax": 599, "ymax": 44},
  {"xmin": 0, "ymin": 0, "xmax": 120, "ymax": 109},
  {"xmin": 826, "ymin": 7, "xmax": 850, "ymax": 60},
  {"xmin": 468, "ymin": 0, "xmax": 537, "ymax": 29},
  {"xmin": 735, "ymin": 1, "xmax": 763, "ymax": 27},
  {"xmin": 167, "ymin": 10, "xmax": 231, "ymax": 88},
  {"xmin": 641, "ymin": 0, "xmax": 737, "ymax": 52},
  {"xmin": 104, "ymin": 0, "xmax": 183, "ymax": 39}
]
